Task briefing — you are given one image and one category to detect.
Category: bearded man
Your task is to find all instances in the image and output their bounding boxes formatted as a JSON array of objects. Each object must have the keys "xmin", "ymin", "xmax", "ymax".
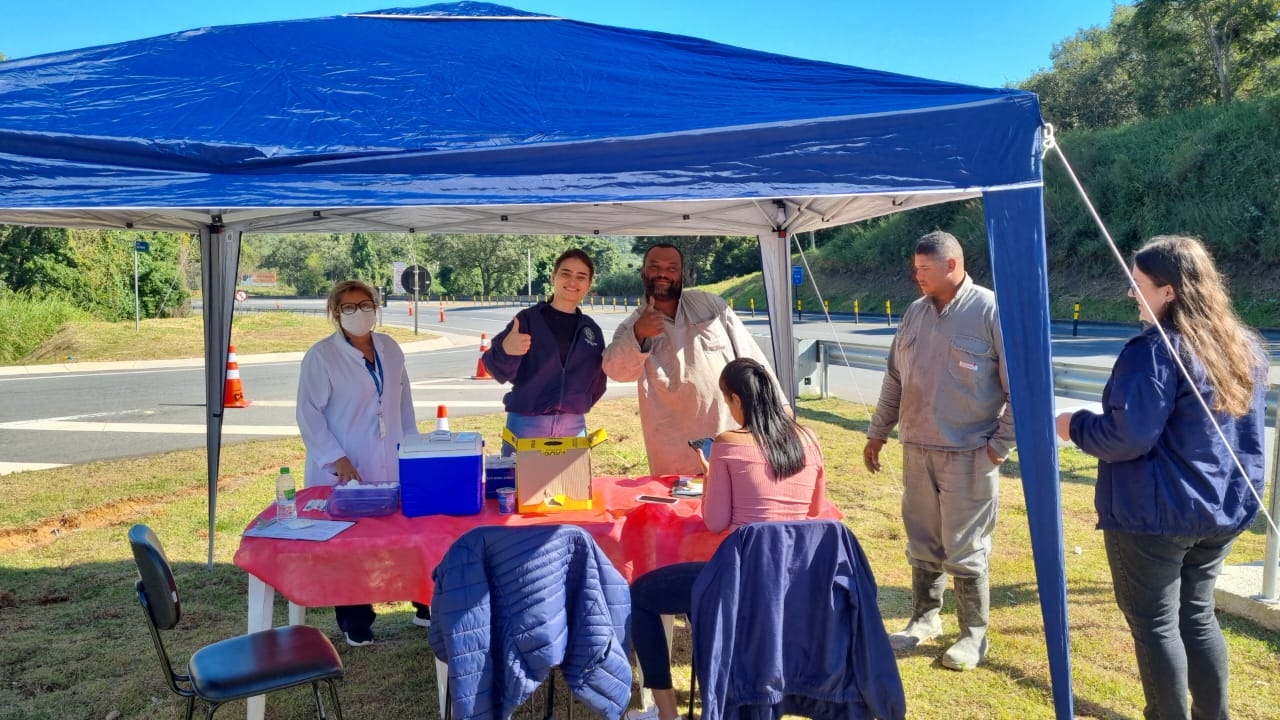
[{"xmin": 602, "ymin": 243, "xmax": 786, "ymax": 475}]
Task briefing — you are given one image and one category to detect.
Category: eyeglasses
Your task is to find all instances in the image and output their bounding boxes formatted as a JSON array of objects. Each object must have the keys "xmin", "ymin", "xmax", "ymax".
[{"xmin": 338, "ymin": 301, "xmax": 377, "ymax": 315}]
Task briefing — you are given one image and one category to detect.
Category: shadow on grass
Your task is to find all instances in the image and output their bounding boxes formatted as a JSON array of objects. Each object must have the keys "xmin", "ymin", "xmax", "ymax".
[{"xmin": 796, "ymin": 405, "xmax": 872, "ymax": 434}]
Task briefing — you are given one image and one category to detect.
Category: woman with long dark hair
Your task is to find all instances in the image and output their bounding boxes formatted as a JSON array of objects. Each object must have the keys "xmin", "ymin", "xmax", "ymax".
[
  {"xmin": 1056, "ymin": 235, "xmax": 1267, "ymax": 719},
  {"xmin": 628, "ymin": 357, "xmax": 826, "ymax": 720}
]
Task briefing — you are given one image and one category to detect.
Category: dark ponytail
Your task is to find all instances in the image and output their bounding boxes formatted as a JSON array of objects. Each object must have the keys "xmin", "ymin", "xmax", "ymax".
[{"xmin": 719, "ymin": 358, "xmax": 807, "ymax": 477}]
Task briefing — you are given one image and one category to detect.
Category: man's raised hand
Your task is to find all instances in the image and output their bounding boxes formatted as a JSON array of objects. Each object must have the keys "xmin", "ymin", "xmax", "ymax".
[
  {"xmin": 502, "ymin": 316, "xmax": 532, "ymax": 356},
  {"xmin": 633, "ymin": 295, "xmax": 666, "ymax": 341}
]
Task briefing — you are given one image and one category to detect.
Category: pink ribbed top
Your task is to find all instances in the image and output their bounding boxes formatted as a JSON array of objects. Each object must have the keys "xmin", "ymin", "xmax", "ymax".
[{"xmin": 701, "ymin": 438, "xmax": 826, "ymax": 534}]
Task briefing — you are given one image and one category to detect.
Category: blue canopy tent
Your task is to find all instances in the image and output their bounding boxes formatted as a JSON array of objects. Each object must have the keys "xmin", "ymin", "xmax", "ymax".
[{"xmin": 0, "ymin": 3, "xmax": 1071, "ymax": 715}]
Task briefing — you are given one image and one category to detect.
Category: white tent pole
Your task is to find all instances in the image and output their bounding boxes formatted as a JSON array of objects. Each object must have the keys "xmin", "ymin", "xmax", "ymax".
[
  {"xmin": 757, "ymin": 232, "xmax": 796, "ymax": 403},
  {"xmin": 199, "ymin": 221, "xmax": 243, "ymax": 568}
]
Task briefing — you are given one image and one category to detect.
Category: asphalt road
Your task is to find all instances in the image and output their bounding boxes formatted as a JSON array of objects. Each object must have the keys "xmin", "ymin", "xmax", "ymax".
[{"xmin": 1, "ymin": 299, "xmax": 1273, "ymax": 474}]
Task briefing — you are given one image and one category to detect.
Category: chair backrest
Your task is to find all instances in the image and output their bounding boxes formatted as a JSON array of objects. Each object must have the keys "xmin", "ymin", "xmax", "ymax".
[
  {"xmin": 128, "ymin": 524, "xmax": 192, "ymax": 699},
  {"xmin": 690, "ymin": 520, "xmax": 905, "ymax": 720},
  {"xmin": 129, "ymin": 524, "xmax": 182, "ymax": 628},
  {"xmin": 428, "ymin": 524, "xmax": 632, "ymax": 720}
]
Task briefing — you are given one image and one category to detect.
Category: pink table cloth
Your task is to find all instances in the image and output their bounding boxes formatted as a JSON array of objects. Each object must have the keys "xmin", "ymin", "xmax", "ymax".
[{"xmin": 233, "ymin": 475, "xmax": 842, "ymax": 607}]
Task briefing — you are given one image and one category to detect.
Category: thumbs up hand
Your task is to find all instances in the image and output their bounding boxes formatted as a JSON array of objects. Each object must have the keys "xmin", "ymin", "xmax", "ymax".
[
  {"xmin": 502, "ymin": 316, "xmax": 533, "ymax": 356},
  {"xmin": 633, "ymin": 295, "xmax": 666, "ymax": 341}
]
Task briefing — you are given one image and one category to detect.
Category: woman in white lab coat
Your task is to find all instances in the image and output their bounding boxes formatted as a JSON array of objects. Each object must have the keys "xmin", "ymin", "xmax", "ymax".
[{"xmin": 297, "ymin": 279, "xmax": 419, "ymax": 646}]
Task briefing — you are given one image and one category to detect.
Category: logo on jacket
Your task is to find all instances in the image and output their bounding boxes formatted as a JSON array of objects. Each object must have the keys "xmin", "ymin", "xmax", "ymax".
[{"xmin": 583, "ymin": 327, "xmax": 600, "ymax": 346}]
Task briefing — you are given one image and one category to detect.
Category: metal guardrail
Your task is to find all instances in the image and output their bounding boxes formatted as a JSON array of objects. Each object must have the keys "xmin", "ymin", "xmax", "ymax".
[
  {"xmin": 817, "ymin": 338, "xmax": 1280, "ymax": 601},
  {"xmin": 816, "ymin": 339, "xmax": 1279, "ymax": 421}
]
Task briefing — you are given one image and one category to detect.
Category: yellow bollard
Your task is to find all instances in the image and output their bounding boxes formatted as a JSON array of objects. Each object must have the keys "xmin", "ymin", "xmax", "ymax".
[
  {"xmin": 854, "ymin": 298, "xmax": 860, "ymax": 325},
  {"xmin": 750, "ymin": 298, "xmax": 756, "ymax": 318},
  {"xmin": 885, "ymin": 299, "xmax": 892, "ymax": 326}
]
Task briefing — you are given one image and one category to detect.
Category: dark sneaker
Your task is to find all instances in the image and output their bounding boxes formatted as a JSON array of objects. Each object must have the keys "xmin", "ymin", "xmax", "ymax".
[
  {"xmin": 413, "ymin": 605, "xmax": 431, "ymax": 628},
  {"xmin": 344, "ymin": 627, "xmax": 374, "ymax": 647}
]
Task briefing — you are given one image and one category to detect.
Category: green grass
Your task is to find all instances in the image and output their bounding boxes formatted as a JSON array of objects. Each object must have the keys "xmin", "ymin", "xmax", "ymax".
[
  {"xmin": 1, "ymin": 396, "xmax": 1277, "ymax": 719},
  {"xmin": 11, "ymin": 312, "xmax": 437, "ymax": 365},
  {"xmin": 0, "ymin": 294, "xmax": 89, "ymax": 364}
]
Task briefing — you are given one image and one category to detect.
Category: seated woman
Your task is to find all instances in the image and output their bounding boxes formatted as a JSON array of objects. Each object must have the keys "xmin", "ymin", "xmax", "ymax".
[{"xmin": 628, "ymin": 357, "xmax": 827, "ymax": 720}]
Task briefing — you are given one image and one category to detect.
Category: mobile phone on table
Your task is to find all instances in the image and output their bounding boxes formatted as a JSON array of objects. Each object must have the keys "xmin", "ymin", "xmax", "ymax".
[{"xmin": 637, "ymin": 495, "xmax": 679, "ymax": 504}]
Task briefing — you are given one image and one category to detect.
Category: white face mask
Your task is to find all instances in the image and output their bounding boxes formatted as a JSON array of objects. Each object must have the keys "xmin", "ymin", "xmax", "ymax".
[{"xmin": 340, "ymin": 308, "xmax": 377, "ymax": 336}]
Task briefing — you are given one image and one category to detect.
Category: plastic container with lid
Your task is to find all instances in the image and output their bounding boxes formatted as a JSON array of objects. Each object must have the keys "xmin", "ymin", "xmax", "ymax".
[{"xmin": 328, "ymin": 480, "xmax": 400, "ymax": 518}]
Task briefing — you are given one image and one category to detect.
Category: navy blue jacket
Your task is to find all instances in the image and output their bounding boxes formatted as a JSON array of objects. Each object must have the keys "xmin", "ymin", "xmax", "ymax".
[
  {"xmin": 690, "ymin": 521, "xmax": 905, "ymax": 720},
  {"xmin": 428, "ymin": 525, "xmax": 633, "ymax": 720},
  {"xmin": 483, "ymin": 302, "xmax": 607, "ymax": 416},
  {"xmin": 1069, "ymin": 326, "xmax": 1266, "ymax": 537}
]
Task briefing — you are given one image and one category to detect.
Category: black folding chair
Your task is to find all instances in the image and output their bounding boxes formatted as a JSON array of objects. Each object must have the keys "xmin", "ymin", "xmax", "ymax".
[{"xmin": 129, "ymin": 524, "xmax": 346, "ymax": 719}]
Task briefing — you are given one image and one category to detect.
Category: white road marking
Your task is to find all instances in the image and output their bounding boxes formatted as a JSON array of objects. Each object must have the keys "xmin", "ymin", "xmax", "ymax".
[
  {"xmin": 0, "ymin": 420, "xmax": 300, "ymax": 435},
  {"xmin": 243, "ymin": 399, "xmax": 507, "ymax": 409},
  {"xmin": 0, "ymin": 461, "xmax": 69, "ymax": 475},
  {"xmin": 0, "ymin": 377, "xmax": 636, "ymax": 471}
]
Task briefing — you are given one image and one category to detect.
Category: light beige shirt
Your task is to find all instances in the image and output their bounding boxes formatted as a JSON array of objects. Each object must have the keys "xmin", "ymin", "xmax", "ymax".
[
  {"xmin": 602, "ymin": 290, "xmax": 783, "ymax": 476},
  {"xmin": 867, "ymin": 276, "xmax": 1015, "ymax": 457}
]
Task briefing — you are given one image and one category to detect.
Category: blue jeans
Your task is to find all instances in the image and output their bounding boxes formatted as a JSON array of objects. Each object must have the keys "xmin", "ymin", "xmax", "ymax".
[
  {"xmin": 630, "ymin": 562, "xmax": 706, "ymax": 689},
  {"xmin": 502, "ymin": 413, "xmax": 586, "ymax": 456},
  {"xmin": 1104, "ymin": 529, "xmax": 1237, "ymax": 720}
]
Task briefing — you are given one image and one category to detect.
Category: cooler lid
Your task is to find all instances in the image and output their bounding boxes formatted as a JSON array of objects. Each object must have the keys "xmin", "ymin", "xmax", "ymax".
[{"xmin": 399, "ymin": 430, "xmax": 484, "ymax": 458}]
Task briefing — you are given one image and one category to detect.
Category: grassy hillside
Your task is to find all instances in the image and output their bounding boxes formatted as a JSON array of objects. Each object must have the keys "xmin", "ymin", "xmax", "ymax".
[{"xmin": 802, "ymin": 92, "xmax": 1280, "ymax": 327}]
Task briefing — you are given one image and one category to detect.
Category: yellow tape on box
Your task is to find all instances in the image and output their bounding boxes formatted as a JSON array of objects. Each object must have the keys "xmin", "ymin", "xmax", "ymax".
[{"xmin": 502, "ymin": 427, "xmax": 607, "ymax": 512}]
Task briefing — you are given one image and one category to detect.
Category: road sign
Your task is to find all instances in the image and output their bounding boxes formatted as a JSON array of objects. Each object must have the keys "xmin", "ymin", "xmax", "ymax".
[
  {"xmin": 392, "ymin": 261, "xmax": 407, "ymax": 293},
  {"xmin": 134, "ymin": 240, "xmax": 150, "ymax": 253},
  {"xmin": 401, "ymin": 265, "xmax": 432, "ymax": 295},
  {"xmin": 234, "ymin": 290, "xmax": 248, "ymax": 302},
  {"xmin": 792, "ymin": 265, "xmax": 803, "ymax": 286}
]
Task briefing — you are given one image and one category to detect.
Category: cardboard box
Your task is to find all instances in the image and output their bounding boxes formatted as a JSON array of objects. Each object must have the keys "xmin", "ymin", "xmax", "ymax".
[
  {"xmin": 503, "ymin": 428, "xmax": 607, "ymax": 512},
  {"xmin": 398, "ymin": 430, "xmax": 484, "ymax": 517}
]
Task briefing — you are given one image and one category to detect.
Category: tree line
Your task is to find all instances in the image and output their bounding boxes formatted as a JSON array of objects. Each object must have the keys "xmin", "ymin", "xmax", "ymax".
[
  {"xmin": 3, "ymin": 1, "xmax": 1278, "ymax": 326},
  {"xmin": 1023, "ymin": 0, "xmax": 1279, "ymax": 130}
]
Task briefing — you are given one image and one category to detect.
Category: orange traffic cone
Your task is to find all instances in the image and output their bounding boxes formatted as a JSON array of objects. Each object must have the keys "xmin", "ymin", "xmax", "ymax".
[
  {"xmin": 472, "ymin": 333, "xmax": 493, "ymax": 380},
  {"xmin": 408, "ymin": 304, "xmax": 414, "ymax": 316},
  {"xmin": 223, "ymin": 345, "xmax": 251, "ymax": 408}
]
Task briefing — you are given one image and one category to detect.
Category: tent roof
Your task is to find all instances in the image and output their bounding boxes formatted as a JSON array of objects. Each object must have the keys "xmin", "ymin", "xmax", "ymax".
[
  {"xmin": 0, "ymin": 7, "xmax": 1073, "ymax": 718},
  {"xmin": 0, "ymin": 1, "xmax": 1041, "ymax": 234}
]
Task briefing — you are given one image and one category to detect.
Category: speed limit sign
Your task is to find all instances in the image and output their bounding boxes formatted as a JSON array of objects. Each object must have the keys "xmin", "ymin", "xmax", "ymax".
[{"xmin": 234, "ymin": 290, "xmax": 248, "ymax": 302}]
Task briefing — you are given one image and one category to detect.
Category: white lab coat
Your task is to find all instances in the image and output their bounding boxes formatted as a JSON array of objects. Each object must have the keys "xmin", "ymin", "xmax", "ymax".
[
  {"xmin": 601, "ymin": 290, "xmax": 783, "ymax": 476},
  {"xmin": 296, "ymin": 331, "xmax": 418, "ymax": 487}
]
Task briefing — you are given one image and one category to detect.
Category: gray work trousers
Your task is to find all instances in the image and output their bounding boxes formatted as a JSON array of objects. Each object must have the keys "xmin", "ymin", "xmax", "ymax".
[{"xmin": 901, "ymin": 444, "xmax": 999, "ymax": 578}]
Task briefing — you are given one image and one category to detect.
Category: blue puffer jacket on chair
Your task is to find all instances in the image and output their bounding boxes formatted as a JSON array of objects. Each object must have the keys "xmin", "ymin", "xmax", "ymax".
[{"xmin": 429, "ymin": 524, "xmax": 633, "ymax": 720}]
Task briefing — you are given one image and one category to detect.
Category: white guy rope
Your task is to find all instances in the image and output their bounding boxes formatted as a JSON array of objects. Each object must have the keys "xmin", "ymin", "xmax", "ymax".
[{"xmin": 1043, "ymin": 124, "xmax": 1279, "ymax": 538}]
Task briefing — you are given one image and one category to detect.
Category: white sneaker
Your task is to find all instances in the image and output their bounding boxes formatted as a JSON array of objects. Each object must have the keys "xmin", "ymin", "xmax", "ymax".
[
  {"xmin": 343, "ymin": 630, "xmax": 374, "ymax": 647},
  {"xmin": 413, "ymin": 606, "xmax": 431, "ymax": 628},
  {"xmin": 625, "ymin": 708, "xmax": 681, "ymax": 720}
]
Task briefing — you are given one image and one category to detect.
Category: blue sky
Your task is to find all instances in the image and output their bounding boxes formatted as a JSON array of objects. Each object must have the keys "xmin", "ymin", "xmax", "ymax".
[{"xmin": 1, "ymin": 1, "xmax": 1122, "ymax": 87}]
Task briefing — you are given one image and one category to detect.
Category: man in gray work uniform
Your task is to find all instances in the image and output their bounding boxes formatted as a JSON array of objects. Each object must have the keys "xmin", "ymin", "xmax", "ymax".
[{"xmin": 862, "ymin": 230, "xmax": 1014, "ymax": 671}]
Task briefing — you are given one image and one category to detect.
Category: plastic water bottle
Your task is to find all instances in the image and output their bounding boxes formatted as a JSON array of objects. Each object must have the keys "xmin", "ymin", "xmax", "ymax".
[{"xmin": 276, "ymin": 467, "xmax": 297, "ymax": 522}]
